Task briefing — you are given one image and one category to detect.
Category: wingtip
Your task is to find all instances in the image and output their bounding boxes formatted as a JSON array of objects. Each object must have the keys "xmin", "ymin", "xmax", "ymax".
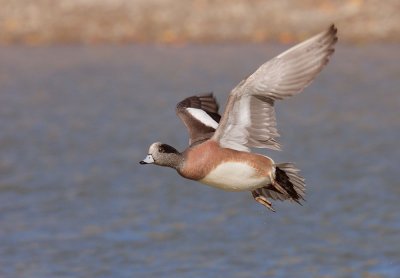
[
  {"xmin": 198, "ymin": 92, "xmax": 220, "ymax": 111},
  {"xmin": 321, "ymin": 24, "xmax": 338, "ymax": 64},
  {"xmin": 198, "ymin": 92, "xmax": 214, "ymax": 98},
  {"xmin": 328, "ymin": 23, "xmax": 339, "ymax": 42}
]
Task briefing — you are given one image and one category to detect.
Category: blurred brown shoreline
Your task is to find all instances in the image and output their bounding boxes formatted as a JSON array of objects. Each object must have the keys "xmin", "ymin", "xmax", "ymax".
[{"xmin": 1, "ymin": 0, "xmax": 399, "ymax": 45}]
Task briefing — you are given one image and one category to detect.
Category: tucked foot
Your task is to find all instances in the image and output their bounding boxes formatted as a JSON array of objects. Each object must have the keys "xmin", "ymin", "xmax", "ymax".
[{"xmin": 252, "ymin": 191, "xmax": 275, "ymax": 212}]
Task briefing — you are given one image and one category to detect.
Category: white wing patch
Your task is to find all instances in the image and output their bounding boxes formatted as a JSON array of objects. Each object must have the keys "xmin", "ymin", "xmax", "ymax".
[{"xmin": 186, "ymin": 108, "xmax": 218, "ymax": 129}]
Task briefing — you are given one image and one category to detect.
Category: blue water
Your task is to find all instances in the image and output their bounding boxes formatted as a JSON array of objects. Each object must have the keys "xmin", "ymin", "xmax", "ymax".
[{"xmin": 0, "ymin": 44, "xmax": 399, "ymax": 277}]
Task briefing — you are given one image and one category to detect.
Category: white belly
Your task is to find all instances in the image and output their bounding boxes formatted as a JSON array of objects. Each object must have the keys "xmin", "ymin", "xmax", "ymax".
[{"xmin": 199, "ymin": 162, "xmax": 271, "ymax": 191}]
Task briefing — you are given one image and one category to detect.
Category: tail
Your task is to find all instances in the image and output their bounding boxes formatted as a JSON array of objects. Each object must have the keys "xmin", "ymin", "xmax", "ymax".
[
  {"xmin": 251, "ymin": 163, "xmax": 306, "ymax": 211},
  {"xmin": 273, "ymin": 163, "xmax": 306, "ymax": 204}
]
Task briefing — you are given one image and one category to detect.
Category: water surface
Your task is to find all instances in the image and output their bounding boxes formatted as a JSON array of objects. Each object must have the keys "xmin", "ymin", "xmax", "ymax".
[{"xmin": 0, "ymin": 44, "xmax": 399, "ymax": 277}]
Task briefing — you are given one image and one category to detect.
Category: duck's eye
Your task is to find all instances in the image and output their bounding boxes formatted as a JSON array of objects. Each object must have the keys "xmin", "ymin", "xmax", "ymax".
[{"xmin": 158, "ymin": 147, "xmax": 163, "ymax": 153}]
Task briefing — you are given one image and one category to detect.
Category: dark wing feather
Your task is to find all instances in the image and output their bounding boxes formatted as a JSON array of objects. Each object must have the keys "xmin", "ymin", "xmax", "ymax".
[{"xmin": 176, "ymin": 93, "xmax": 221, "ymax": 145}]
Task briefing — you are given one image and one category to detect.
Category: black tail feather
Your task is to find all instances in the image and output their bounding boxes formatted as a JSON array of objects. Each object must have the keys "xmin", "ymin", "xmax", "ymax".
[
  {"xmin": 275, "ymin": 167, "xmax": 300, "ymax": 201},
  {"xmin": 251, "ymin": 163, "xmax": 306, "ymax": 211}
]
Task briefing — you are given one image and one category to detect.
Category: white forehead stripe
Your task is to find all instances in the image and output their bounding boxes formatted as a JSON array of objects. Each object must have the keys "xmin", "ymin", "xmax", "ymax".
[
  {"xmin": 149, "ymin": 143, "xmax": 160, "ymax": 153},
  {"xmin": 186, "ymin": 108, "xmax": 218, "ymax": 129}
]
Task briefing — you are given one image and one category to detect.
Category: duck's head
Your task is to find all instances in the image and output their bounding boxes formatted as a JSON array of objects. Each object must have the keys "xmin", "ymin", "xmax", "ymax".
[{"xmin": 140, "ymin": 142, "xmax": 181, "ymax": 168}]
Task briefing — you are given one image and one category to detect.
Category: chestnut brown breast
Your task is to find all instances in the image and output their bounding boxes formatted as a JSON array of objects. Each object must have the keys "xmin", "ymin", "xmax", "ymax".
[{"xmin": 178, "ymin": 140, "xmax": 274, "ymax": 181}]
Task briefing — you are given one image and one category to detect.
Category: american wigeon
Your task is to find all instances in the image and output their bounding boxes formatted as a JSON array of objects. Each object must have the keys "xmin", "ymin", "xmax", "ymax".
[{"xmin": 141, "ymin": 25, "xmax": 338, "ymax": 211}]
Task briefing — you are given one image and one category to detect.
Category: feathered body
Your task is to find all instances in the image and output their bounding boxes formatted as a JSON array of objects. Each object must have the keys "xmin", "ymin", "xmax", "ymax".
[{"xmin": 141, "ymin": 25, "xmax": 338, "ymax": 211}]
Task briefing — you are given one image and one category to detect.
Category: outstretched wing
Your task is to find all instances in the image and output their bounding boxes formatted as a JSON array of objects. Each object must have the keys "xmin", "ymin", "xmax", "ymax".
[
  {"xmin": 176, "ymin": 93, "xmax": 221, "ymax": 145},
  {"xmin": 212, "ymin": 25, "xmax": 338, "ymax": 152}
]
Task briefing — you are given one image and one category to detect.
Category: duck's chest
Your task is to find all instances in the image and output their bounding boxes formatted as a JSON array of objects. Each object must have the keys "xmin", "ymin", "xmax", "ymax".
[{"xmin": 179, "ymin": 141, "xmax": 273, "ymax": 191}]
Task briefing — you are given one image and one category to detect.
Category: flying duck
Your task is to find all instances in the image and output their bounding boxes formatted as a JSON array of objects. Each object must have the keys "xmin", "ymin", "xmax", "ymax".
[{"xmin": 140, "ymin": 25, "xmax": 338, "ymax": 211}]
